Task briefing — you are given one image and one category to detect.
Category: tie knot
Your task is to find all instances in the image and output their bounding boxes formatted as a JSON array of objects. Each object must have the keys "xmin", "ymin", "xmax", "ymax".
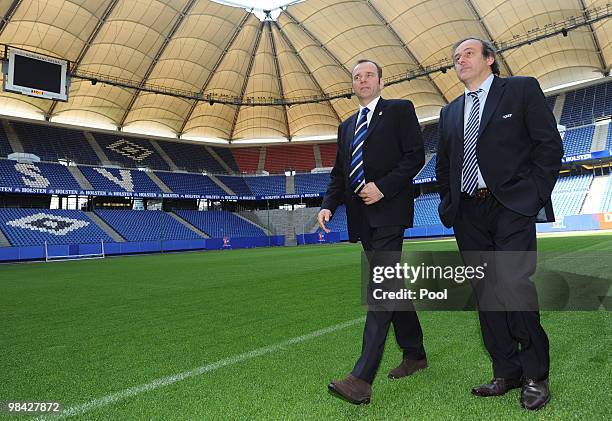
[
  {"xmin": 361, "ymin": 107, "xmax": 370, "ymax": 115},
  {"xmin": 468, "ymin": 89, "xmax": 482, "ymax": 99}
]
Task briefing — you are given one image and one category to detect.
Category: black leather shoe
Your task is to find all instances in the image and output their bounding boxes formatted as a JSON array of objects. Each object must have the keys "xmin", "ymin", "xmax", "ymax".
[
  {"xmin": 520, "ymin": 378, "xmax": 550, "ymax": 410},
  {"xmin": 471, "ymin": 378, "xmax": 522, "ymax": 397}
]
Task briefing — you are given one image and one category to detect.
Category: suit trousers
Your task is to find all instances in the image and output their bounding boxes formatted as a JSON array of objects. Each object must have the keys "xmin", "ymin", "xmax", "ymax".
[
  {"xmin": 351, "ymin": 220, "xmax": 426, "ymax": 384},
  {"xmin": 453, "ymin": 194, "xmax": 549, "ymax": 381}
]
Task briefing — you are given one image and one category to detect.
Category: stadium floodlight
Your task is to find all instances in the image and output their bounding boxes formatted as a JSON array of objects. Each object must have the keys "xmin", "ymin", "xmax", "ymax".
[{"xmin": 44, "ymin": 240, "xmax": 106, "ymax": 262}]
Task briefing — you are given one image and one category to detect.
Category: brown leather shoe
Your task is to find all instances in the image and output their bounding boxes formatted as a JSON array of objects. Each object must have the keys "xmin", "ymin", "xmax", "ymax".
[
  {"xmin": 388, "ymin": 358, "xmax": 428, "ymax": 379},
  {"xmin": 471, "ymin": 378, "xmax": 522, "ymax": 396},
  {"xmin": 328, "ymin": 374, "xmax": 371, "ymax": 404}
]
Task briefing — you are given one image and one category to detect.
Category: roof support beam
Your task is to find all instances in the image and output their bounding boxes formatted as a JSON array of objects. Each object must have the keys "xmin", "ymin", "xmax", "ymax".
[
  {"xmin": 465, "ymin": 0, "xmax": 514, "ymax": 76},
  {"xmin": 46, "ymin": 0, "xmax": 120, "ymax": 120},
  {"xmin": 273, "ymin": 21, "xmax": 341, "ymax": 124},
  {"xmin": 365, "ymin": 0, "xmax": 448, "ymax": 104},
  {"xmin": 578, "ymin": 0, "xmax": 608, "ymax": 74},
  {"xmin": 0, "ymin": 0, "xmax": 22, "ymax": 37},
  {"xmin": 178, "ymin": 12, "xmax": 251, "ymax": 136},
  {"xmin": 268, "ymin": 22, "xmax": 291, "ymax": 140},
  {"xmin": 229, "ymin": 20, "xmax": 265, "ymax": 141},
  {"xmin": 119, "ymin": 0, "xmax": 198, "ymax": 128}
]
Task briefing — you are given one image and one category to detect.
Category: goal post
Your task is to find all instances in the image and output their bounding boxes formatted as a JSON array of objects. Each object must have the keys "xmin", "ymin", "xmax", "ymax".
[{"xmin": 44, "ymin": 240, "xmax": 106, "ymax": 262}]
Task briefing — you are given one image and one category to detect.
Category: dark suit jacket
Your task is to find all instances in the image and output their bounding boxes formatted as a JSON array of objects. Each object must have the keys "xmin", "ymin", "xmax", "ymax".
[
  {"xmin": 321, "ymin": 98, "xmax": 425, "ymax": 242},
  {"xmin": 436, "ymin": 76, "xmax": 564, "ymax": 228}
]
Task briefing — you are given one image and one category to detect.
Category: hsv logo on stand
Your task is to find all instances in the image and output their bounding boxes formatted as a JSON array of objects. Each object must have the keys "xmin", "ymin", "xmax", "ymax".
[
  {"xmin": 14, "ymin": 163, "xmax": 50, "ymax": 188},
  {"xmin": 6, "ymin": 213, "xmax": 89, "ymax": 236},
  {"xmin": 93, "ymin": 168, "xmax": 134, "ymax": 191},
  {"xmin": 107, "ymin": 139, "xmax": 153, "ymax": 162}
]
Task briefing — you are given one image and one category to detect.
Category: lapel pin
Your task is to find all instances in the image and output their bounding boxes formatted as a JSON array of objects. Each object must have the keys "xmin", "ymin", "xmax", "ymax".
[{"xmin": 379, "ymin": 111, "xmax": 383, "ymax": 116}]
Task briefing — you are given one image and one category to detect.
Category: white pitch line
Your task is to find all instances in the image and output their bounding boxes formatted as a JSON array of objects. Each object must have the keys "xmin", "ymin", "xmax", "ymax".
[{"xmin": 38, "ymin": 316, "xmax": 365, "ymax": 420}]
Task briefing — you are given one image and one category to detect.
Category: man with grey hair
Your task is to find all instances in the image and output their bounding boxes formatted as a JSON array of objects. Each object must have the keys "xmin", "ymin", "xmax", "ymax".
[{"xmin": 436, "ymin": 37, "xmax": 563, "ymax": 410}]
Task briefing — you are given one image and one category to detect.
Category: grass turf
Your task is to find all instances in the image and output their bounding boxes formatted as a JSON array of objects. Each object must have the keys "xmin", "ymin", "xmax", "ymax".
[{"xmin": 0, "ymin": 235, "xmax": 610, "ymax": 420}]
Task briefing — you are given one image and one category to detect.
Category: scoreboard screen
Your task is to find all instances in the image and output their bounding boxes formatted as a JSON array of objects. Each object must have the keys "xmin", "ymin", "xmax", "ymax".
[{"xmin": 3, "ymin": 48, "xmax": 69, "ymax": 102}]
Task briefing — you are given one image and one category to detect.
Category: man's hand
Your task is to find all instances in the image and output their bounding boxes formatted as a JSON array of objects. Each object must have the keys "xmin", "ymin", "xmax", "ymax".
[
  {"xmin": 318, "ymin": 209, "xmax": 332, "ymax": 233},
  {"xmin": 358, "ymin": 182, "xmax": 384, "ymax": 205}
]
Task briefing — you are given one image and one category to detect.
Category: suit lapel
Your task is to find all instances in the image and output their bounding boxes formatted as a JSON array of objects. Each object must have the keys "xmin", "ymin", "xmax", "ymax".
[
  {"xmin": 454, "ymin": 95, "xmax": 465, "ymax": 143},
  {"xmin": 344, "ymin": 113, "xmax": 358, "ymax": 165},
  {"xmin": 478, "ymin": 76, "xmax": 506, "ymax": 137}
]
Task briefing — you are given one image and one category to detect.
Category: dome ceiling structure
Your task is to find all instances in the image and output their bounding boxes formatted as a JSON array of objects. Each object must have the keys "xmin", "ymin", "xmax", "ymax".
[{"xmin": 0, "ymin": 0, "xmax": 609, "ymax": 144}]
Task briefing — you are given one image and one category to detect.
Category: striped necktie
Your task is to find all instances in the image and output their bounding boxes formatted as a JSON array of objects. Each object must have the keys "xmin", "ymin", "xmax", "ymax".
[
  {"xmin": 462, "ymin": 89, "xmax": 483, "ymax": 196},
  {"xmin": 350, "ymin": 107, "xmax": 369, "ymax": 194}
]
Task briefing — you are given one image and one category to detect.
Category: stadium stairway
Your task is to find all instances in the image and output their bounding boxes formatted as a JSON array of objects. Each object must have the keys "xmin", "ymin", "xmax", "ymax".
[
  {"xmin": 84, "ymin": 132, "xmax": 110, "ymax": 164},
  {"xmin": 2, "ymin": 120, "xmax": 23, "ymax": 153},
  {"xmin": 85, "ymin": 212, "xmax": 126, "ymax": 242},
  {"xmin": 0, "ymin": 226, "xmax": 11, "ymax": 247},
  {"xmin": 591, "ymin": 123, "xmax": 610, "ymax": 152},
  {"xmin": 294, "ymin": 207, "xmax": 320, "ymax": 234},
  {"xmin": 238, "ymin": 210, "xmax": 276, "ymax": 235},
  {"xmin": 206, "ymin": 146, "xmax": 234, "ymax": 174},
  {"xmin": 286, "ymin": 174, "xmax": 295, "ymax": 194},
  {"xmin": 168, "ymin": 213, "xmax": 210, "ymax": 238},
  {"xmin": 552, "ymin": 93, "xmax": 565, "ymax": 122},
  {"xmin": 257, "ymin": 147, "xmax": 266, "ymax": 172},
  {"xmin": 313, "ymin": 144, "xmax": 323, "ymax": 168},
  {"xmin": 146, "ymin": 171, "xmax": 173, "ymax": 193},
  {"xmin": 67, "ymin": 166, "xmax": 94, "ymax": 189},
  {"xmin": 581, "ymin": 175, "xmax": 608, "ymax": 214},
  {"xmin": 207, "ymin": 174, "xmax": 236, "ymax": 196},
  {"xmin": 150, "ymin": 140, "xmax": 179, "ymax": 171},
  {"xmin": 234, "ymin": 213, "xmax": 271, "ymax": 235},
  {"xmin": 285, "ymin": 211, "xmax": 297, "ymax": 246}
]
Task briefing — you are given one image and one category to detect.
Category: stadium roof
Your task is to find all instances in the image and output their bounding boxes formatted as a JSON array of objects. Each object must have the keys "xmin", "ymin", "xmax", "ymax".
[{"xmin": 0, "ymin": 0, "xmax": 610, "ymax": 144}]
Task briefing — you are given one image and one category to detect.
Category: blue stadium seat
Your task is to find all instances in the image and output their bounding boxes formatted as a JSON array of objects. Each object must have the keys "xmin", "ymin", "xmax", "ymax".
[
  {"xmin": 0, "ymin": 123, "xmax": 12, "ymax": 158},
  {"xmin": 175, "ymin": 210, "xmax": 266, "ymax": 238},
  {"xmin": 560, "ymin": 81, "xmax": 612, "ymax": 128},
  {"xmin": 294, "ymin": 173, "xmax": 331, "ymax": 195},
  {"xmin": 94, "ymin": 133, "xmax": 170, "ymax": 170},
  {"xmin": 0, "ymin": 208, "xmax": 112, "ymax": 247},
  {"xmin": 94, "ymin": 210, "xmax": 203, "ymax": 241},
  {"xmin": 79, "ymin": 166, "xmax": 162, "ymax": 194},
  {"xmin": 0, "ymin": 160, "xmax": 81, "ymax": 191},
  {"xmin": 158, "ymin": 142, "xmax": 227, "ymax": 174},
  {"xmin": 413, "ymin": 193, "xmax": 442, "ymax": 226},
  {"xmin": 562, "ymin": 126, "xmax": 595, "ymax": 156},
  {"xmin": 211, "ymin": 147, "xmax": 239, "ymax": 173},
  {"xmin": 216, "ymin": 176, "xmax": 253, "ymax": 196},
  {"xmin": 325, "ymin": 205, "xmax": 348, "ymax": 232},
  {"xmin": 243, "ymin": 175, "xmax": 286, "ymax": 196},
  {"xmin": 12, "ymin": 121, "xmax": 100, "ymax": 165},
  {"xmin": 421, "ymin": 124, "xmax": 439, "ymax": 153},
  {"xmin": 416, "ymin": 155, "xmax": 436, "ymax": 180},
  {"xmin": 155, "ymin": 171, "xmax": 226, "ymax": 196},
  {"xmin": 550, "ymin": 174, "xmax": 593, "ymax": 217}
]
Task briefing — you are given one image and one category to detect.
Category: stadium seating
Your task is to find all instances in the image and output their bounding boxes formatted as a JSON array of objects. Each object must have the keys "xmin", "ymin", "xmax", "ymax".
[
  {"xmin": 0, "ymin": 160, "xmax": 81, "ymax": 191},
  {"xmin": 158, "ymin": 141, "xmax": 226, "ymax": 174},
  {"xmin": 294, "ymin": 173, "xmax": 331, "ymax": 195},
  {"xmin": 12, "ymin": 121, "xmax": 100, "ymax": 165},
  {"xmin": 211, "ymin": 146, "xmax": 239, "ymax": 173},
  {"xmin": 94, "ymin": 133, "xmax": 170, "ymax": 170},
  {"xmin": 79, "ymin": 166, "xmax": 162, "ymax": 194},
  {"xmin": 550, "ymin": 174, "xmax": 593, "ymax": 217},
  {"xmin": 607, "ymin": 122, "xmax": 612, "ymax": 151},
  {"xmin": 264, "ymin": 144, "xmax": 316, "ymax": 173},
  {"xmin": 0, "ymin": 208, "xmax": 112, "ymax": 246},
  {"xmin": 0, "ymin": 124, "xmax": 12, "ymax": 158},
  {"xmin": 416, "ymin": 155, "xmax": 436, "ymax": 180},
  {"xmin": 243, "ymin": 175, "xmax": 286, "ymax": 196},
  {"xmin": 562, "ymin": 126, "xmax": 595, "ymax": 156},
  {"xmin": 319, "ymin": 143, "xmax": 337, "ymax": 167},
  {"xmin": 175, "ymin": 210, "xmax": 266, "ymax": 238},
  {"xmin": 324, "ymin": 205, "xmax": 347, "ymax": 232},
  {"xmin": 216, "ymin": 176, "xmax": 253, "ymax": 196},
  {"xmin": 94, "ymin": 210, "xmax": 202, "ymax": 241},
  {"xmin": 422, "ymin": 124, "xmax": 439, "ymax": 153},
  {"xmin": 232, "ymin": 147, "xmax": 261, "ymax": 173},
  {"xmin": 599, "ymin": 174, "xmax": 612, "ymax": 213},
  {"xmin": 560, "ymin": 81, "xmax": 612, "ymax": 127},
  {"xmin": 413, "ymin": 193, "xmax": 442, "ymax": 226},
  {"xmin": 546, "ymin": 95, "xmax": 557, "ymax": 111},
  {"xmin": 155, "ymin": 171, "xmax": 226, "ymax": 196}
]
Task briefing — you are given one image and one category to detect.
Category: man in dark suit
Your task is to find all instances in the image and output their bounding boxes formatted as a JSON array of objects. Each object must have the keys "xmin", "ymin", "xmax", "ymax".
[
  {"xmin": 318, "ymin": 59, "xmax": 426, "ymax": 404},
  {"xmin": 436, "ymin": 37, "xmax": 563, "ymax": 411}
]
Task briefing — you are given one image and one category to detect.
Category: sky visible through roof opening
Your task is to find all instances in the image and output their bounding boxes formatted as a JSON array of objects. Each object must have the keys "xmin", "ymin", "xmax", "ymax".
[{"xmin": 212, "ymin": 0, "xmax": 301, "ymax": 21}]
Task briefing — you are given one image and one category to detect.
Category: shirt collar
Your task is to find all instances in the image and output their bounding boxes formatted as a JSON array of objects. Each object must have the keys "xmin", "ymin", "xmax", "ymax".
[
  {"xmin": 464, "ymin": 73, "xmax": 494, "ymax": 96},
  {"xmin": 359, "ymin": 96, "xmax": 380, "ymax": 114}
]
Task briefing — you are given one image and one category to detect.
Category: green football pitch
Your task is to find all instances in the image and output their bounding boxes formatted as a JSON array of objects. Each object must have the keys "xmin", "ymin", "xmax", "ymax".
[{"xmin": 1, "ymin": 234, "xmax": 611, "ymax": 420}]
